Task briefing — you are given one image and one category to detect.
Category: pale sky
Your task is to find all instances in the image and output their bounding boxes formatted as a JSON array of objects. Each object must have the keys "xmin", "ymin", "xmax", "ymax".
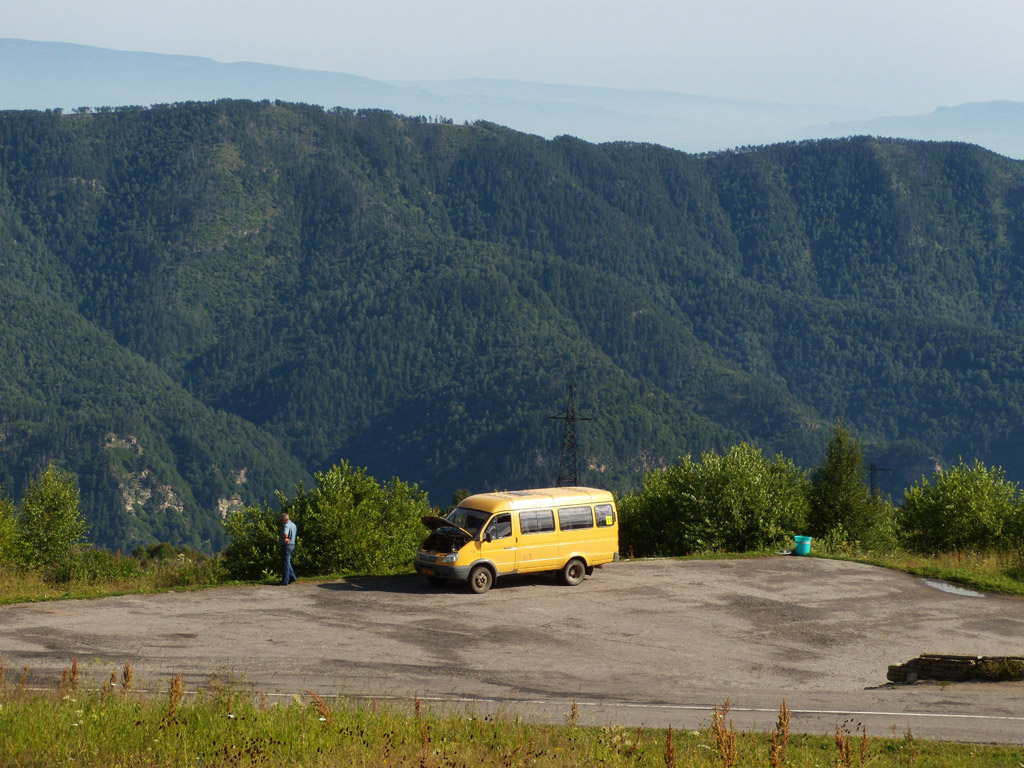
[{"xmin": 4, "ymin": 0, "xmax": 1023, "ymax": 112}]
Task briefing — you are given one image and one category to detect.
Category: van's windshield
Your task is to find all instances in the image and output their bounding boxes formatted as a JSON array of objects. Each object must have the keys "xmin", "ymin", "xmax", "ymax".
[{"xmin": 445, "ymin": 507, "xmax": 490, "ymax": 535}]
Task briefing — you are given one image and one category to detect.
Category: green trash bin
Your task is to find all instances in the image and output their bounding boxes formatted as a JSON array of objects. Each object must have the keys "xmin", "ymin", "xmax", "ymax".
[{"xmin": 793, "ymin": 536, "xmax": 812, "ymax": 556}]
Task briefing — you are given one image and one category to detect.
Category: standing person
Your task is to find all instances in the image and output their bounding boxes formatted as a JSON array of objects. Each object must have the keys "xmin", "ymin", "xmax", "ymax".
[{"xmin": 280, "ymin": 513, "xmax": 297, "ymax": 585}]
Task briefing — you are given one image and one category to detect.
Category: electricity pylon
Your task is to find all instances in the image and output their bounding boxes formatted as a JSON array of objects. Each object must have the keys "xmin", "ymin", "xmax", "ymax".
[
  {"xmin": 869, "ymin": 463, "xmax": 892, "ymax": 498},
  {"xmin": 548, "ymin": 385, "xmax": 592, "ymax": 487}
]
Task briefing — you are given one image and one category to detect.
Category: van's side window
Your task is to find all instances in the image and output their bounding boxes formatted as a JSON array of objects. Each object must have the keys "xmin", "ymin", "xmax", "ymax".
[
  {"xmin": 595, "ymin": 503, "xmax": 616, "ymax": 527},
  {"xmin": 519, "ymin": 509, "xmax": 555, "ymax": 534},
  {"xmin": 486, "ymin": 513, "xmax": 513, "ymax": 541},
  {"xmin": 558, "ymin": 505, "xmax": 594, "ymax": 531}
]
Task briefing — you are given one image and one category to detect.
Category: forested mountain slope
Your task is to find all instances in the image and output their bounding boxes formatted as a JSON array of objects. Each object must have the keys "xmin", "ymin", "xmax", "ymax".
[{"xmin": 1, "ymin": 100, "xmax": 1022, "ymax": 551}]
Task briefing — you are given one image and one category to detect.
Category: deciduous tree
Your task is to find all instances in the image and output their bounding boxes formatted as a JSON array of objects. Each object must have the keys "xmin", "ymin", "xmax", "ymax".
[
  {"xmin": 0, "ymin": 491, "xmax": 19, "ymax": 565},
  {"xmin": 899, "ymin": 459, "xmax": 1024, "ymax": 551},
  {"xmin": 17, "ymin": 465, "xmax": 89, "ymax": 569}
]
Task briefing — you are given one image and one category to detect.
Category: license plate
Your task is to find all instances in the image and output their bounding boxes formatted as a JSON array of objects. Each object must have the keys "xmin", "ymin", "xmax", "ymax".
[{"xmin": 421, "ymin": 567, "xmax": 435, "ymax": 575}]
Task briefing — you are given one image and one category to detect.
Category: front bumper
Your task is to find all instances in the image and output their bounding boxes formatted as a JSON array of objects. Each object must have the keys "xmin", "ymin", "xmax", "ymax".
[{"xmin": 414, "ymin": 552, "xmax": 471, "ymax": 581}]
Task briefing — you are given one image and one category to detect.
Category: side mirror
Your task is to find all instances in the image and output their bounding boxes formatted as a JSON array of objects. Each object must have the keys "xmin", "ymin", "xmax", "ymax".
[{"xmin": 484, "ymin": 531, "xmax": 493, "ymax": 543}]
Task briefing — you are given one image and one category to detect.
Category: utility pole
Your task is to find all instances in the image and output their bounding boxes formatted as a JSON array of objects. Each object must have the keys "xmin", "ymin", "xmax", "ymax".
[
  {"xmin": 548, "ymin": 385, "xmax": 592, "ymax": 487},
  {"xmin": 868, "ymin": 463, "xmax": 892, "ymax": 498}
]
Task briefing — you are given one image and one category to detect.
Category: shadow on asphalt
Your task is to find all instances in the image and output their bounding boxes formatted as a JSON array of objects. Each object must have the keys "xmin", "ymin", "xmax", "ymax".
[
  {"xmin": 317, "ymin": 572, "xmax": 571, "ymax": 594},
  {"xmin": 317, "ymin": 575, "xmax": 431, "ymax": 594}
]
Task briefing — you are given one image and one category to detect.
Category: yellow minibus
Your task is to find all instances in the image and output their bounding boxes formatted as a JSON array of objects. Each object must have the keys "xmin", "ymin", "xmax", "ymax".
[{"xmin": 414, "ymin": 486, "xmax": 619, "ymax": 593}]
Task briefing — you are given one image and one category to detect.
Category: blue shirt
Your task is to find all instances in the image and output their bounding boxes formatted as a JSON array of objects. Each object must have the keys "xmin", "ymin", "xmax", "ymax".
[{"xmin": 281, "ymin": 520, "xmax": 297, "ymax": 548}]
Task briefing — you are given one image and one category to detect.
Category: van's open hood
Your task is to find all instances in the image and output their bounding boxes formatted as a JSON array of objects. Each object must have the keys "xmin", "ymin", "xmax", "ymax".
[{"xmin": 420, "ymin": 515, "xmax": 473, "ymax": 539}]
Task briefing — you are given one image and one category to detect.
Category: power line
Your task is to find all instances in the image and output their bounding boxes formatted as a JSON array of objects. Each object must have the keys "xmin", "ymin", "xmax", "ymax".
[{"xmin": 944, "ymin": 439, "xmax": 1024, "ymax": 455}]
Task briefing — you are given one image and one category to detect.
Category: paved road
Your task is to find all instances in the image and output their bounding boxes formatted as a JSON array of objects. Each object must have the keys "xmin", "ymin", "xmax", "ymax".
[{"xmin": 2, "ymin": 557, "xmax": 1023, "ymax": 743}]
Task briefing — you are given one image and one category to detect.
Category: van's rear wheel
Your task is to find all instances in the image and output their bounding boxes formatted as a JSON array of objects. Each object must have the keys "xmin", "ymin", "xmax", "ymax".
[
  {"xmin": 469, "ymin": 565, "xmax": 493, "ymax": 594},
  {"xmin": 561, "ymin": 558, "xmax": 586, "ymax": 586}
]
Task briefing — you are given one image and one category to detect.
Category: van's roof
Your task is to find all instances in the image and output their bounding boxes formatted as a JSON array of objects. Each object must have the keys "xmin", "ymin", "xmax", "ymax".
[{"xmin": 459, "ymin": 487, "xmax": 614, "ymax": 514}]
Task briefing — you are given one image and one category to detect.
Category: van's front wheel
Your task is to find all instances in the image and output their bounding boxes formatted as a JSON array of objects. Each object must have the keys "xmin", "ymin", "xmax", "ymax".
[
  {"xmin": 561, "ymin": 558, "xmax": 586, "ymax": 586},
  {"xmin": 468, "ymin": 565, "xmax": 493, "ymax": 594}
]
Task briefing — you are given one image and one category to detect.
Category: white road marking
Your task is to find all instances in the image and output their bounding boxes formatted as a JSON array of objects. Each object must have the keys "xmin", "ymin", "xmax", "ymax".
[{"xmin": 25, "ymin": 685, "xmax": 1024, "ymax": 724}]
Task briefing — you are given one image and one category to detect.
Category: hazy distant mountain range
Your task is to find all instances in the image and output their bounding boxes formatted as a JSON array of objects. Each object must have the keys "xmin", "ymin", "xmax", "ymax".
[{"xmin": 3, "ymin": 38, "xmax": 1022, "ymax": 159}]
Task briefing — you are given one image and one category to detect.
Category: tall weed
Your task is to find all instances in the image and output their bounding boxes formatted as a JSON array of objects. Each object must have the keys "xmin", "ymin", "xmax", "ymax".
[{"xmin": 0, "ymin": 678, "xmax": 1020, "ymax": 768}]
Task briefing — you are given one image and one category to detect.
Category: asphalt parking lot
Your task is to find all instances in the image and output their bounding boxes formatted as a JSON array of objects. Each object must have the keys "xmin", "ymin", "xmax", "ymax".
[{"xmin": 2, "ymin": 557, "xmax": 1023, "ymax": 742}]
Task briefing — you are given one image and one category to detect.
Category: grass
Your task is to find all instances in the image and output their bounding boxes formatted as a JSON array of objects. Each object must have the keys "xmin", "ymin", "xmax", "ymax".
[
  {"xmin": 0, "ymin": 671, "xmax": 1022, "ymax": 767},
  {"xmin": 668, "ymin": 542, "xmax": 1024, "ymax": 598},
  {"xmin": 0, "ymin": 554, "xmax": 230, "ymax": 605},
  {"xmin": 0, "ymin": 560, "xmax": 373, "ymax": 606},
  {"xmin": 976, "ymin": 657, "xmax": 1024, "ymax": 681},
  {"xmin": 817, "ymin": 546, "xmax": 1024, "ymax": 597}
]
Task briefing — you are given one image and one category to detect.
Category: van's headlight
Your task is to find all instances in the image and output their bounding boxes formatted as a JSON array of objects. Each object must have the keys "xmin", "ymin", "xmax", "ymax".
[{"xmin": 442, "ymin": 552, "xmax": 459, "ymax": 564}]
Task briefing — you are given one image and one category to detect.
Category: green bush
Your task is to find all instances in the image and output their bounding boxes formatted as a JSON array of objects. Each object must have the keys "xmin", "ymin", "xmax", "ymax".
[
  {"xmin": 17, "ymin": 464, "xmax": 89, "ymax": 570},
  {"xmin": 132, "ymin": 541, "xmax": 205, "ymax": 565},
  {"xmin": 144, "ymin": 552, "xmax": 224, "ymax": 588},
  {"xmin": 128, "ymin": 541, "xmax": 224, "ymax": 587},
  {"xmin": 222, "ymin": 501, "xmax": 279, "ymax": 580},
  {"xmin": 47, "ymin": 548, "xmax": 145, "ymax": 583},
  {"xmin": 619, "ymin": 442, "xmax": 809, "ymax": 557},
  {"xmin": 899, "ymin": 459, "xmax": 1024, "ymax": 552},
  {"xmin": 223, "ymin": 461, "xmax": 431, "ymax": 580}
]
